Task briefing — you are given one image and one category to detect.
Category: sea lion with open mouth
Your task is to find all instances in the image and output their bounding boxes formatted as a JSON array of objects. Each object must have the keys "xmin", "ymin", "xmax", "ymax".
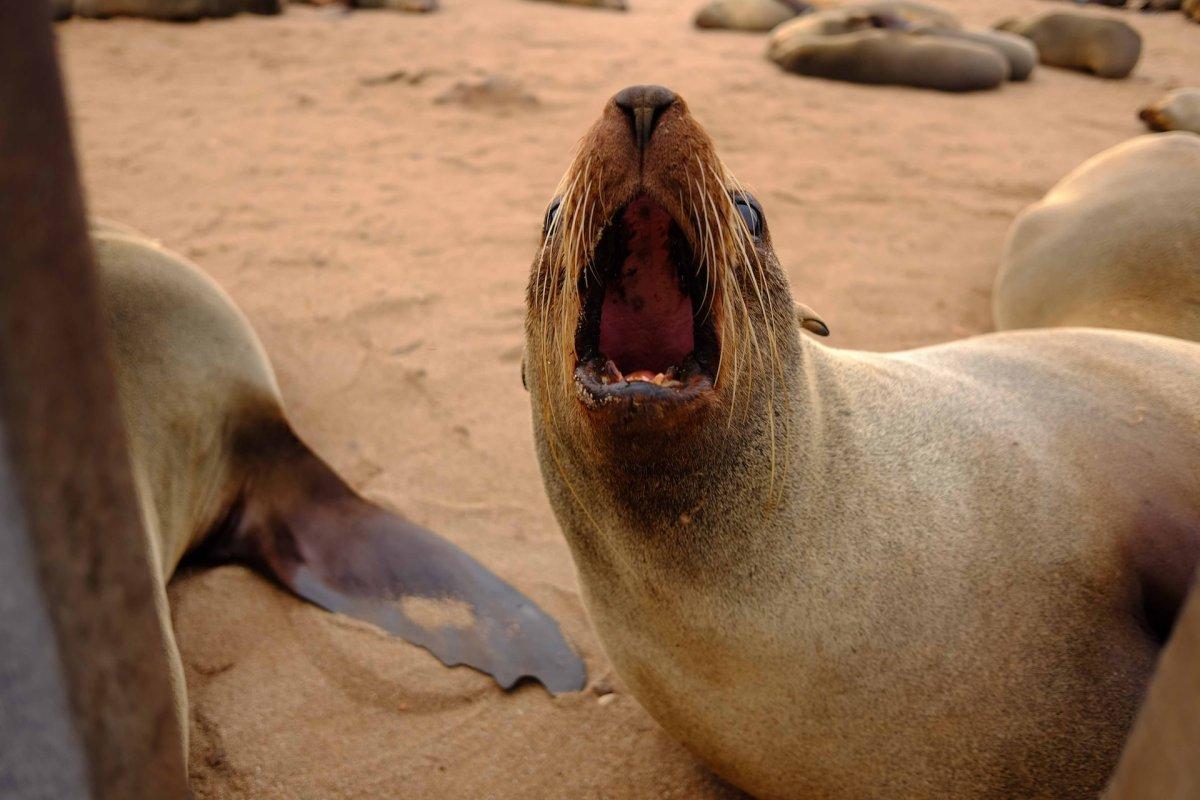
[
  {"xmin": 93, "ymin": 225, "xmax": 584, "ymax": 765},
  {"xmin": 523, "ymin": 86, "xmax": 1200, "ymax": 799}
]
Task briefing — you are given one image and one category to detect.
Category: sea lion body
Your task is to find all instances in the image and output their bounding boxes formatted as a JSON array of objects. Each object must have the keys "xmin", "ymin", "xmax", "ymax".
[
  {"xmin": 526, "ymin": 0, "xmax": 627, "ymax": 10},
  {"xmin": 93, "ymin": 227, "xmax": 585, "ymax": 766},
  {"xmin": 694, "ymin": 0, "xmax": 806, "ymax": 32},
  {"xmin": 525, "ymin": 88, "xmax": 1200, "ymax": 799},
  {"xmin": 995, "ymin": 11, "xmax": 1141, "ymax": 79},
  {"xmin": 768, "ymin": 10, "xmax": 1009, "ymax": 91},
  {"xmin": 913, "ymin": 26, "xmax": 1037, "ymax": 80},
  {"xmin": 1140, "ymin": 88, "xmax": 1200, "ymax": 134},
  {"xmin": 64, "ymin": 0, "xmax": 280, "ymax": 20},
  {"xmin": 994, "ymin": 132, "xmax": 1200, "ymax": 342}
]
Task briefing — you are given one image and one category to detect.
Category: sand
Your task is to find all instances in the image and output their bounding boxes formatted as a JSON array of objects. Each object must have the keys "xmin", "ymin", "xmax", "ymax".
[{"xmin": 54, "ymin": 2, "xmax": 1197, "ymax": 796}]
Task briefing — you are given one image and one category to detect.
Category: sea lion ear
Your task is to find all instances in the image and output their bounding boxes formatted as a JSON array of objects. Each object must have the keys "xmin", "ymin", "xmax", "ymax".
[{"xmin": 795, "ymin": 302, "xmax": 830, "ymax": 337}]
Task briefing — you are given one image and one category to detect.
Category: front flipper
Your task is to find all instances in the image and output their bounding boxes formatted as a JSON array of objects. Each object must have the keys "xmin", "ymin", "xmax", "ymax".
[{"xmin": 207, "ymin": 428, "xmax": 586, "ymax": 695}]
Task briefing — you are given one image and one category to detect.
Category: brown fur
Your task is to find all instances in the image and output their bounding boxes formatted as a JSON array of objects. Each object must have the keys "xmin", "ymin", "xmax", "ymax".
[
  {"xmin": 694, "ymin": 0, "xmax": 804, "ymax": 32},
  {"xmin": 995, "ymin": 11, "xmax": 1142, "ymax": 79},
  {"xmin": 525, "ymin": 88, "xmax": 1200, "ymax": 799},
  {"xmin": 1140, "ymin": 89, "xmax": 1200, "ymax": 134},
  {"xmin": 994, "ymin": 132, "xmax": 1200, "ymax": 342},
  {"xmin": 768, "ymin": 8, "xmax": 1009, "ymax": 91}
]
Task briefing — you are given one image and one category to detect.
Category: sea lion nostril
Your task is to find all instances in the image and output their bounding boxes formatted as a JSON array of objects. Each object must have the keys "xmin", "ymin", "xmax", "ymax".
[{"xmin": 613, "ymin": 84, "xmax": 678, "ymax": 151}]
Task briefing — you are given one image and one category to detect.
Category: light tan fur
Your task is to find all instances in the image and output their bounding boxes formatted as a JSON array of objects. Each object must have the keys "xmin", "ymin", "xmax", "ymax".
[
  {"xmin": 694, "ymin": 0, "xmax": 802, "ymax": 32},
  {"xmin": 1140, "ymin": 88, "xmax": 1200, "ymax": 134},
  {"xmin": 92, "ymin": 228, "xmax": 286, "ymax": 756},
  {"xmin": 995, "ymin": 11, "xmax": 1142, "ymax": 79},
  {"xmin": 768, "ymin": 8, "xmax": 1010, "ymax": 91},
  {"xmin": 994, "ymin": 132, "xmax": 1200, "ymax": 342},
  {"xmin": 525, "ymin": 90, "xmax": 1200, "ymax": 799}
]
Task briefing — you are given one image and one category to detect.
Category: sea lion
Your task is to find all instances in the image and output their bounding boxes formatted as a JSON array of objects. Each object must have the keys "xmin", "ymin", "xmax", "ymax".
[
  {"xmin": 810, "ymin": 0, "xmax": 960, "ymax": 28},
  {"xmin": 63, "ymin": 0, "xmax": 281, "ymax": 20},
  {"xmin": 523, "ymin": 85, "xmax": 1200, "ymax": 799},
  {"xmin": 994, "ymin": 132, "xmax": 1200, "ymax": 343},
  {"xmin": 1140, "ymin": 88, "xmax": 1200, "ymax": 133},
  {"xmin": 768, "ymin": 8, "xmax": 1009, "ymax": 91},
  {"xmin": 93, "ymin": 226, "xmax": 584, "ymax": 760},
  {"xmin": 694, "ymin": 0, "xmax": 809, "ymax": 32},
  {"xmin": 526, "ymin": 0, "xmax": 628, "ymax": 11},
  {"xmin": 1187, "ymin": 0, "xmax": 1200, "ymax": 21},
  {"xmin": 995, "ymin": 11, "xmax": 1142, "ymax": 79},
  {"xmin": 910, "ymin": 25, "xmax": 1038, "ymax": 80}
]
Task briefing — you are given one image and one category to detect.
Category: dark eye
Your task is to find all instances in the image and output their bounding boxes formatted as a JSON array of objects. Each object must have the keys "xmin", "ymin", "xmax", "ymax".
[
  {"xmin": 734, "ymin": 195, "xmax": 763, "ymax": 240},
  {"xmin": 543, "ymin": 197, "xmax": 563, "ymax": 236}
]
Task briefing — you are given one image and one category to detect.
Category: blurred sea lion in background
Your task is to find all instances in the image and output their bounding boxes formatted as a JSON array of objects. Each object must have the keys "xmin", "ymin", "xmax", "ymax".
[
  {"xmin": 994, "ymin": 133, "xmax": 1200, "ymax": 342},
  {"xmin": 1141, "ymin": 89, "xmax": 1200, "ymax": 133},
  {"xmin": 694, "ymin": 0, "xmax": 810, "ymax": 33},
  {"xmin": 1186, "ymin": 0, "xmax": 1200, "ymax": 21},
  {"xmin": 91, "ymin": 224, "xmax": 584, "ymax": 764},
  {"xmin": 293, "ymin": 0, "xmax": 440, "ymax": 13},
  {"xmin": 768, "ymin": 6, "xmax": 1010, "ymax": 91},
  {"xmin": 811, "ymin": 0, "xmax": 959, "ymax": 28},
  {"xmin": 524, "ymin": 84, "xmax": 1200, "ymax": 800},
  {"xmin": 57, "ymin": 0, "xmax": 281, "ymax": 20},
  {"xmin": 526, "ymin": 0, "xmax": 628, "ymax": 11},
  {"xmin": 995, "ymin": 11, "xmax": 1142, "ymax": 78}
]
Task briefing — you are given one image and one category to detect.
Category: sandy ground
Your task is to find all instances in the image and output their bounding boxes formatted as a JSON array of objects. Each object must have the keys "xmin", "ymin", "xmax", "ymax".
[{"xmin": 55, "ymin": 2, "xmax": 1197, "ymax": 797}]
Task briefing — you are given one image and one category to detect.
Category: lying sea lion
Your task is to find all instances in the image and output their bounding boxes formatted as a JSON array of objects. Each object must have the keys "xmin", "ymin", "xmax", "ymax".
[
  {"xmin": 62, "ymin": 0, "xmax": 281, "ymax": 20},
  {"xmin": 768, "ymin": 8, "xmax": 1008, "ymax": 91},
  {"xmin": 526, "ymin": 0, "xmax": 628, "ymax": 11},
  {"xmin": 94, "ymin": 226, "xmax": 584, "ymax": 762},
  {"xmin": 910, "ymin": 25, "xmax": 1038, "ymax": 80},
  {"xmin": 694, "ymin": 0, "xmax": 809, "ymax": 32},
  {"xmin": 810, "ymin": 0, "xmax": 960, "ymax": 28},
  {"xmin": 523, "ymin": 85, "xmax": 1200, "ymax": 799},
  {"xmin": 994, "ymin": 132, "xmax": 1200, "ymax": 342},
  {"xmin": 291, "ymin": 0, "xmax": 439, "ymax": 13},
  {"xmin": 995, "ymin": 11, "xmax": 1142, "ymax": 79},
  {"xmin": 1141, "ymin": 89, "xmax": 1200, "ymax": 133}
]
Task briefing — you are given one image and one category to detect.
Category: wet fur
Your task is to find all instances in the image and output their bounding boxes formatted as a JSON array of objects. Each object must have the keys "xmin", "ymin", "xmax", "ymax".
[{"xmin": 525, "ymin": 92, "xmax": 1200, "ymax": 799}]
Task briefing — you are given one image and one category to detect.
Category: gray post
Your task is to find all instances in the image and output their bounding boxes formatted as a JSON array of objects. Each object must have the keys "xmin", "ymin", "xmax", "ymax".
[{"xmin": 0, "ymin": 4, "xmax": 190, "ymax": 798}]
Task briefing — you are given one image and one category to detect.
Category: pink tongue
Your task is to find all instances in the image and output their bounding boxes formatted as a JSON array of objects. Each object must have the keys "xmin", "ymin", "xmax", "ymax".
[{"xmin": 598, "ymin": 197, "xmax": 694, "ymax": 374}]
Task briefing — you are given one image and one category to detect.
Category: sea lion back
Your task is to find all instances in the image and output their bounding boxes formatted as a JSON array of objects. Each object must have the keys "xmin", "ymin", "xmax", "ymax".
[{"xmin": 994, "ymin": 132, "xmax": 1200, "ymax": 342}]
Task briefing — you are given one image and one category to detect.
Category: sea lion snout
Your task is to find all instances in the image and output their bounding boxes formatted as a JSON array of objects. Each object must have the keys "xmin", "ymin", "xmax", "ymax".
[{"xmin": 612, "ymin": 85, "xmax": 679, "ymax": 151}]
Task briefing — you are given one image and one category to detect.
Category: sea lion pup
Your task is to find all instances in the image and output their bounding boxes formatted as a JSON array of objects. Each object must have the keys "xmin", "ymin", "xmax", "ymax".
[
  {"xmin": 93, "ymin": 226, "xmax": 584, "ymax": 755},
  {"xmin": 768, "ymin": 8, "xmax": 1009, "ymax": 91},
  {"xmin": 694, "ymin": 0, "xmax": 810, "ymax": 33},
  {"xmin": 994, "ymin": 133, "xmax": 1200, "ymax": 342},
  {"xmin": 523, "ymin": 85, "xmax": 1200, "ymax": 799},
  {"xmin": 1141, "ymin": 88, "xmax": 1200, "ymax": 133},
  {"xmin": 995, "ymin": 11, "xmax": 1142, "ymax": 79}
]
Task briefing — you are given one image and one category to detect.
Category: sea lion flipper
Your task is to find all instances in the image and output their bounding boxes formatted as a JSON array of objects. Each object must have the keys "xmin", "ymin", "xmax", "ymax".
[
  {"xmin": 278, "ymin": 510, "xmax": 587, "ymax": 695},
  {"xmin": 218, "ymin": 430, "xmax": 587, "ymax": 695}
]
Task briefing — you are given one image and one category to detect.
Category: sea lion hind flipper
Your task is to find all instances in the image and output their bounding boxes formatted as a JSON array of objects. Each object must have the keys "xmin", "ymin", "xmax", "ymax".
[{"xmin": 206, "ymin": 424, "xmax": 587, "ymax": 695}]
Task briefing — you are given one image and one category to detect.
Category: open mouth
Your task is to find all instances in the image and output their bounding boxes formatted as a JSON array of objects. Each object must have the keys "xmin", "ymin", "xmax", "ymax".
[{"xmin": 574, "ymin": 194, "xmax": 719, "ymax": 406}]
